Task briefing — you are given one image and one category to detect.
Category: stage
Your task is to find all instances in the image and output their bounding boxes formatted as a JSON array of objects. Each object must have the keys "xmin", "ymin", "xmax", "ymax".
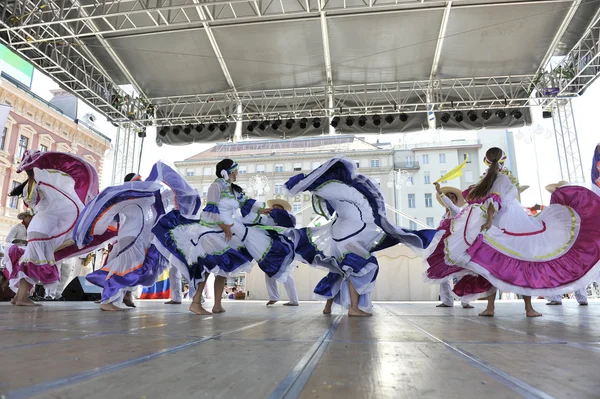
[{"xmin": 1, "ymin": 299, "xmax": 599, "ymax": 399}]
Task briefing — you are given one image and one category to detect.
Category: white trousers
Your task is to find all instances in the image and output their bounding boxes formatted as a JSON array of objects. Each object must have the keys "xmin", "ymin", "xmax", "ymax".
[
  {"xmin": 547, "ymin": 288, "xmax": 588, "ymax": 304},
  {"xmin": 265, "ymin": 274, "xmax": 298, "ymax": 304},
  {"xmin": 169, "ymin": 265, "xmax": 183, "ymax": 302},
  {"xmin": 45, "ymin": 258, "xmax": 76, "ymax": 298},
  {"xmin": 440, "ymin": 280, "xmax": 470, "ymax": 307}
]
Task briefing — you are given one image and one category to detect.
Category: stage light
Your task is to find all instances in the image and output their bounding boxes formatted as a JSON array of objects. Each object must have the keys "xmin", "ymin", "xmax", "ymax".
[
  {"xmin": 285, "ymin": 119, "xmax": 295, "ymax": 129},
  {"xmin": 299, "ymin": 118, "xmax": 308, "ymax": 129},
  {"xmin": 312, "ymin": 118, "xmax": 321, "ymax": 129},
  {"xmin": 346, "ymin": 116, "xmax": 354, "ymax": 127},
  {"xmin": 258, "ymin": 121, "xmax": 267, "ymax": 131},
  {"xmin": 271, "ymin": 119, "xmax": 282, "ymax": 130},
  {"xmin": 219, "ymin": 122, "xmax": 228, "ymax": 132},
  {"xmin": 542, "ymin": 110, "xmax": 552, "ymax": 119},
  {"xmin": 184, "ymin": 124, "xmax": 193, "ymax": 134},
  {"xmin": 399, "ymin": 113, "xmax": 408, "ymax": 122},
  {"xmin": 373, "ymin": 115, "xmax": 381, "ymax": 126},
  {"xmin": 467, "ymin": 110, "xmax": 478, "ymax": 122},
  {"xmin": 440, "ymin": 113, "xmax": 451, "ymax": 123},
  {"xmin": 195, "ymin": 124, "xmax": 205, "ymax": 132},
  {"xmin": 358, "ymin": 116, "xmax": 367, "ymax": 127},
  {"xmin": 385, "ymin": 115, "xmax": 395, "ymax": 124},
  {"xmin": 495, "ymin": 110, "xmax": 506, "ymax": 119},
  {"xmin": 172, "ymin": 125, "xmax": 182, "ymax": 135},
  {"xmin": 159, "ymin": 127, "xmax": 168, "ymax": 137},
  {"xmin": 208, "ymin": 124, "xmax": 216, "ymax": 132},
  {"xmin": 510, "ymin": 109, "xmax": 522, "ymax": 119},
  {"xmin": 137, "ymin": 128, "xmax": 146, "ymax": 138},
  {"xmin": 481, "ymin": 110, "xmax": 492, "ymax": 120},
  {"xmin": 331, "ymin": 117, "xmax": 340, "ymax": 128},
  {"xmin": 247, "ymin": 121, "xmax": 257, "ymax": 132},
  {"xmin": 454, "ymin": 112, "xmax": 463, "ymax": 123}
]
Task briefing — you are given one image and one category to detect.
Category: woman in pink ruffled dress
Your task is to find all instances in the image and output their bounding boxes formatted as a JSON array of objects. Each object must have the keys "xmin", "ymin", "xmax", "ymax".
[{"xmin": 426, "ymin": 147, "xmax": 600, "ymax": 317}]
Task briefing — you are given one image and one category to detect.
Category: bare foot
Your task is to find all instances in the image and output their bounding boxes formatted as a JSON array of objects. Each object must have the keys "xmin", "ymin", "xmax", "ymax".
[
  {"xmin": 546, "ymin": 301, "xmax": 562, "ymax": 306},
  {"xmin": 164, "ymin": 300, "xmax": 182, "ymax": 305},
  {"xmin": 10, "ymin": 297, "xmax": 15, "ymax": 305},
  {"xmin": 212, "ymin": 305, "xmax": 226, "ymax": 313},
  {"xmin": 14, "ymin": 298, "xmax": 42, "ymax": 307},
  {"xmin": 436, "ymin": 303, "xmax": 452, "ymax": 308},
  {"xmin": 348, "ymin": 308, "xmax": 372, "ymax": 317},
  {"xmin": 100, "ymin": 303, "xmax": 126, "ymax": 311},
  {"xmin": 478, "ymin": 309, "xmax": 494, "ymax": 317},
  {"xmin": 266, "ymin": 300, "xmax": 278, "ymax": 306},
  {"xmin": 283, "ymin": 302, "xmax": 298, "ymax": 306},
  {"xmin": 189, "ymin": 302, "xmax": 212, "ymax": 315},
  {"xmin": 579, "ymin": 302, "xmax": 589, "ymax": 306},
  {"xmin": 123, "ymin": 300, "xmax": 136, "ymax": 308},
  {"xmin": 462, "ymin": 304, "xmax": 475, "ymax": 309},
  {"xmin": 526, "ymin": 310, "xmax": 542, "ymax": 317}
]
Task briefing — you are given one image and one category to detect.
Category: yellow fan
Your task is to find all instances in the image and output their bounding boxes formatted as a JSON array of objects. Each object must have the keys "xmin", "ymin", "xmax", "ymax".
[{"xmin": 435, "ymin": 155, "xmax": 469, "ymax": 183}]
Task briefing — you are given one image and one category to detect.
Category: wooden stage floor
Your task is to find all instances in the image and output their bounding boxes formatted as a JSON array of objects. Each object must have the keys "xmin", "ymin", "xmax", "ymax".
[{"xmin": 1, "ymin": 299, "xmax": 599, "ymax": 399}]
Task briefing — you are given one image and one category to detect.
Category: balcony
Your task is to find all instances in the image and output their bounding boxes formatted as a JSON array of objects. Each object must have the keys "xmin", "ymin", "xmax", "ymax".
[
  {"xmin": 395, "ymin": 140, "xmax": 481, "ymax": 151},
  {"xmin": 394, "ymin": 161, "xmax": 420, "ymax": 170}
]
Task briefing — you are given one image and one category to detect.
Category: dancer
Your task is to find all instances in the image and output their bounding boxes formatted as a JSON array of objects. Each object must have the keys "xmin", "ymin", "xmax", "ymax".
[
  {"xmin": 432, "ymin": 183, "xmax": 473, "ymax": 309},
  {"xmin": 285, "ymin": 157, "xmax": 441, "ymax": 317},
  {"xmin": 5, "ymin": 150, "xmax": 101, "ymax": 306},
  {"xmin": 6, "ymin": 211, "xmax": 32, "ymax": 245},
  {"xmin": 152, "ymin": 159, "xmax": 296, "ymax": 315},
  {"xmin": 426, "ymin": 147, "xmax": 600, "ymax": 317}
]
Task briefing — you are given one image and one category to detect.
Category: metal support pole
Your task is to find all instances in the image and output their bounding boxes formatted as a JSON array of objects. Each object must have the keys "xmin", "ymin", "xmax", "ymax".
[{"xmin": 551, "ymin": 99, "xmax": 585, "ymax": 183}]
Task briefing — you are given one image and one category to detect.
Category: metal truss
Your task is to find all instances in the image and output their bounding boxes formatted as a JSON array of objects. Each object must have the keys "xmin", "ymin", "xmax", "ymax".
[
  {"xmin": 111, "ymin": 122, "xmax": 142, "ymax": 184},
  {"xmin": 147, "ymin": 75, "xmax": 551, "ymax": 125},
  {"xmin": 551, "ymin": 99, "xmax": 584, "ymax": 183}
]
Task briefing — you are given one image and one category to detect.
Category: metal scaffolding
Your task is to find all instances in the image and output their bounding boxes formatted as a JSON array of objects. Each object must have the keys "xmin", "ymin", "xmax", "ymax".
[
  {"xmin": 551, "ymin": 99, "xmax": 584, "ymax": 183},
  {"xmin": 111, "ymin": 123, "xmax": 142, "ymax": 184}
]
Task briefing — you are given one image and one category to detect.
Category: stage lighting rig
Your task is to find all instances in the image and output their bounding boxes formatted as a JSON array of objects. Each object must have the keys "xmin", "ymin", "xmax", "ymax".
[
  {"xmin": 299, "ymin": 118, "xmax": 308, "ymax": 129},
  {"xmin": 312, "ymin": 118, "xmax": 321, "ymax": 129},
  {"xmin": 510, "ymin": 109, "xmax": 522, "ymax": 120},
  {"xmin": 285, "ymin": 119, "xmax": 295, "ymax": 129},
  {"xmin": 440, "ymin": 113, "xmax": 450, "ymax": 123},
  {"xmin": 385, "ymin": 115, "xmax": 395, "ymax": 124},
  {"xmin": 372, "ymin": 115, "xmax": 381, "ymax": 126},
  {"xmin": 481, "ymin": 110, "xmax": 492, "ymax": 120},
  {"xmin": 454, "ymin": 112, "xmax": 463, "ymax": 123},
  {"xmin": 331, "ymin": 117, "xmax": 340, "ymax": 128},
  {"xmin": 495, "ymin": 110, "xmax": 506, "ymax": 120},
  {"xmin": 358, "ymin": 116, "xmax": 367, "ymax": 127},
  {"xmin": 467, "ymin": 111, "xmax": 478, "ymax": 122},
  {"xmin": 346, "ymin": 117, "xmax": 354, "ymax": 127},
  {"xmin": 399, "ymin": 113, "xmax": 408, "ymax": 122}
]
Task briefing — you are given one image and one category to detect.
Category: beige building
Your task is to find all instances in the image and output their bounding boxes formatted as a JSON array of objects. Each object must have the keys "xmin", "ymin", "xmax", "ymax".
[
  {"xmin": 0, "ymin": 76, "xmax": 111, "ymax": 243},
  {"xmin": 176, "ymin": 135, "xmax": 397, "ymax": 226}
]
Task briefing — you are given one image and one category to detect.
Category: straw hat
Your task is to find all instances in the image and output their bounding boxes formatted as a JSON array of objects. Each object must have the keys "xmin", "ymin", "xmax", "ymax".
[
  {"xmin": 436, "ymin": 186, "xmax": 466, "ymax": 208},
  {"xmin": 17, "ymin": 209, "xmax": 33, "ymax": 220},
  {"xmin": 267, "ymin": 198, "xmax": 292, "ymax": 211},
  {"xmin": 545, "ymin": 181, "xmax": 569, "ymax": 194},
  {"xmin": 518, "ymin": 185, "xmax": 529, "ymax": 193}
]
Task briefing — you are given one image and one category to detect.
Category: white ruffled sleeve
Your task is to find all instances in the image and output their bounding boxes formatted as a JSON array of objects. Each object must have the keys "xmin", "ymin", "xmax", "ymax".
[{"xmin": 201, "ymin": 183, "xmax": 223, "ymax": 225}]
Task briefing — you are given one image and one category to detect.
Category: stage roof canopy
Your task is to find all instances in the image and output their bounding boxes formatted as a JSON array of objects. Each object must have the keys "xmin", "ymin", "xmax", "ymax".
[{"xmin": 1, "ymin": 0, "xmax": 600, "ymax": 142}]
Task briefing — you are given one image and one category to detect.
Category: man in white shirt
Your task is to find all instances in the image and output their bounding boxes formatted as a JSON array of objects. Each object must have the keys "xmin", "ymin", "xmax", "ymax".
[
  {"xmin": 434, "ymin": 183, "xmax": 473, "ymax": 309},
  {"xmin": 6, "ymin": 210, "xmax": 32, "ymax": 245}
]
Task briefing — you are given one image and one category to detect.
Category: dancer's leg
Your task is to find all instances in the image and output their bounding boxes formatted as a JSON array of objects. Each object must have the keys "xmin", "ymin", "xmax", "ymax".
[
  {"xmin": 212, "ymin": 276, "xmax": 227, "ymax": 313},
  {"xmin": 189, "ymin": 275, "xmax": 212, "ymax": 315},
  {"xmin": 123, "ymin": 290, "xmax": 136, "ymax": 308},
  {"xmin": 283, "ymin": 276, "xmax": 299, "ymax": 306},
  {"xmin": 524, "ymin": 295, "xmax": 542, "ymax": 317},
  {"xmin": 14, "ymin": 279, "xmax": 39, "ymax": 306},
  {"xmin": 347, "ymin": 279, "xmax": 372, "ymax": 317},
  {"xmin": 574, "ymin": 288, "xmax": 588, "ymax": 305},
  {"xmin": 323, "ymin": 299, "xmax": 333, "ymax": 314},
  {"xmin": 437, "ymin": 280, "xmax": 454, "ymax": 307},
  {"xmin": 165, "ymin": 266, "xmax": 182, "ymax": 304},
  {"xmin": 265, "ymin": 274, "xmax": 279, "ymax": 306},
  {"xmin": 478, "ymin": 293, "xmax": 495, "ymax": 317}
]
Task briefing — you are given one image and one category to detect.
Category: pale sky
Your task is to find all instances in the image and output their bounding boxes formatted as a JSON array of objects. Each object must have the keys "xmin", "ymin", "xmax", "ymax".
[{"xmin": 29, "ymin": 68, "xmax": 600, "ymax": 208}]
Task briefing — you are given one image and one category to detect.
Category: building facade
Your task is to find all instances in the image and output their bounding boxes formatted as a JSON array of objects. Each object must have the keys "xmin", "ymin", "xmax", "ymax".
[
  {"xmin": 0, "ymin": 76, "xmax": 111, "ymax": 242},
  {"xmin": 392, "ymin": 130, "xmax": 519, "ymax": 229},
  {"xmin": 176, "ymin": 135, "xmax": 396, "ymax": 227}
]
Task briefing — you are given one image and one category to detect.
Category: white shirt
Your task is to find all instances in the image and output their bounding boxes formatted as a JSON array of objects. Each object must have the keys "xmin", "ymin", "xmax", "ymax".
[
  {"xmin": 6, "ymin": 223, "xmax": 27, "ymax": 245},
  {"xmin": 441, "ymin": 195, "xmax": 463, "ymax": 219}
]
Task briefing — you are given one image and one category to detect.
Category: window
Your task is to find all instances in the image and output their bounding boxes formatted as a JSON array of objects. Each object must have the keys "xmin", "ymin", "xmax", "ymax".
[
  {"xmin": 407, "ymin": 176, "xmax": 414, "ymax": 185},
  {"xmin": 408, "ymin": 194, "xmax": 416, "ymax": 208},
  {"xmin": 370, "ymin": 159, "xmax": 380, "ymax": 168},
  {"xmin": 439, "ymin": 153, "xmax": 446, "ymax": 164},
  {"xmin": 424, "ymin": 172, "xmax": 431, "ymax": 185},
  {"xmin": 409, "ymin": 221, "xmax": 417, "ymax": 230},
  {"xmin": 439, "ymin": 170, "xmax": 447, "ymax": 183},
  {"xmin": 422, "ymin": 154, "xmax": 429, "ymax": 165},
  {"xmin": 293, "ymin": 163, "xmax": 302, "ymax": 171},
  {"xmin": 274, "ymin": 184, "xmax": 284, "ymax": 194},
  {"xmin": 463, "ymin": 153, "xmax": 471, "ymax": 163},
  {"xmin": 202, "ymin": 185, "xmax": 210, "ymax": 197},
  {"xmin": 203, "ymin": 167, "xmax": 212, "ymax": 176},
  {"xmin": 464, "ymin": 171, "xmax": 474, "ymax": 183},
  {"xmin": 0, "ymin": 127, "xmax": 6, "ymax": 150},
  {"xmin": 293, "ymin": 203, "xmax": 302, "ymax": 213},
  {"xmin": 312, "ymin": 161, "xmax": 320, "ymax": 170},
  {"xmin": 425, "ymin": 193, "xmax": 433, "ymax": 208},
  {"xmin": 17, "ymin": 135, "xmax": 29, "ymax": 159},
  {"xmin": 9, "ymin": 181, "xmax": 20, "ymax": 209},
  {"xmin": 238, "ymin": 166, "xmax": 247, "ymax": 175},
  {"xmin": 426, "ymin": 217, "xmax": 435, "ymax": 227},
  {"xmin": 275, "ymin": 164, "xmax": 284, "ymax": 173},
  {"xmin": 405, "ymin": 156, "xmax": 413, "ymax": 167},
  {"xmin": 353, "ymin": 160, "xmax": 360, "ymax": 169},
  {"xmin": 39, "ymin": 144, "xmax": 48, "ymax": 152},
  {"xmin": 256, "ymin": 165, "xmax": 265, "ymax": 173},
  {"xmin": 186, "ymin": 168, "xmax": 194, "ymax": 177}
]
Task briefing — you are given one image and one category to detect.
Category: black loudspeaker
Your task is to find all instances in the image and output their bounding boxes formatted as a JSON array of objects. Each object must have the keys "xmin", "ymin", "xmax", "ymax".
[{"xmin": 62, "ymin": 277, "xmax": 102, "ymax": 301}]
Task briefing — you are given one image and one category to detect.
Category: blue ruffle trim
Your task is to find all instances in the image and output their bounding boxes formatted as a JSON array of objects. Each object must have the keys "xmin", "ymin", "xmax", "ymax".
[
  {"xmin": 203, "ymin": 203, "xmax": 220, "ymax": 214},
  {"xmin": 270, "ymin": 208, "xmax": 296, "ymax": 228},
  {"xmin": 240, "ymin": 199, "xmax": 256, "ymax": 217},
  {"xmin": 257, "ymin": 229, "xmax": 295, "ymax": 277},
  {"xmin": 314, "ymin": 273, "xmax": 340, "ymax": 297}
]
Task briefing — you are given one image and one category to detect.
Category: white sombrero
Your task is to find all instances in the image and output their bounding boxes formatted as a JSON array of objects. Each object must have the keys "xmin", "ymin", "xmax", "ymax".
[
  {"xmin": 518, "ymin": 185, "xmax": 529, "ymax": 193},
  {"xmin": 267, "ymin": 198, "xmax": 292, "ymax": 211},
  {"xmin": 17, "ymin": 209, "xmax": 33, "ymax": 220},
  {"xmin": 435, "ymin": 186, "xmax": 466, "ymax": 208},
  {"xmin": 545, "ymin": 181, "xmax": 569, "ymax": 194}
]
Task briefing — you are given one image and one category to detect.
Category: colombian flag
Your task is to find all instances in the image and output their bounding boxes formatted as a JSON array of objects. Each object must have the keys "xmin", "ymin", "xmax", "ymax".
[
  {"xmin": 592, "ymin": 144, "xmax": 600, "ymax": 195},
  {"xmin": 140, "ymin": 269, "xmax": 170, "ymax": 299}
]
